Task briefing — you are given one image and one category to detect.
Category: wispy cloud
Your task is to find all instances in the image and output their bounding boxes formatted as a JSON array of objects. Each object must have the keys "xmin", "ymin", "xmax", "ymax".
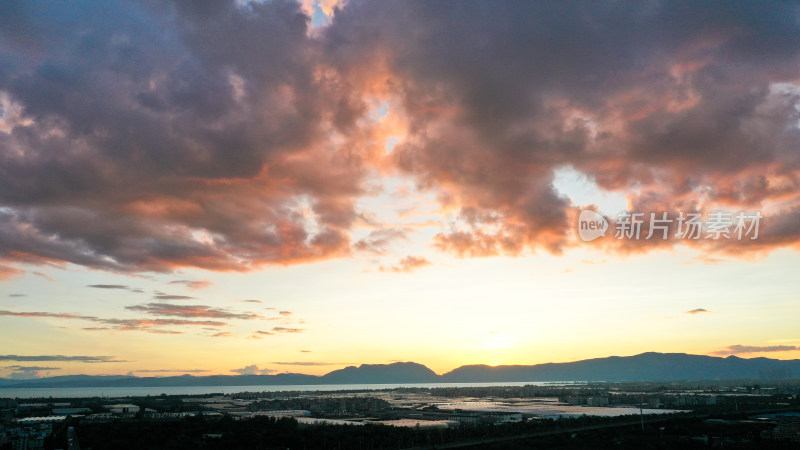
[
  {"xmin": 87, "ymin": 284, "xmax": 145, "ymax": 294},
  {"xmin": 0, "ymin": 355, "xmax": 125, "ymax": 363},
  {"xmin": 270, "ymin": 361, "xmax": 344, "ymax": 366},
  {"xmin": 126, "ymin": 303, "xmax": 261, "ymax": 320},
  {"xmin": 32, "ymin": 271, "xmax": 56, "ymax": 282},
  {"xmin": 101, "ymin": 318, "xmax": 226, "ymax": 329},
  {"xmin": 353, "ymin": 228, "xmax": 408, "ymax": 254},
  {"xmin": 711, "ymin": 345, "xmax": 799, "ymax": 356},
  {"xmin": 210, "ymin": 332, "xmax": 234, "ymax": 338},
  {"xmin": 0, "ymin": 264, "xmax": 24, "ymax": 281},
  {"xmin": 249, "ymin": 327, "xmax": 305, "ymax": 338},
  {"xmin": 231, "ymin": 365, "xmax": 275, "ymax": 375},
  {"xmin": 168, "ymin": 279, "xmax": 213, "ymax": 290},
  {"xmin": 0, "ymin": 310, "xmax": 98, "ymax": 321},
  {"xmin": 145, "ymin": 329, "xmax": 184, "ymax": 335},
  {"xmin": 271, "ymin": 327, "xmax": 304, "ymax": 333},
  {"xmin": 0, "ymin": 309, "xmax": 226, "ymax": 333},
  {"xmin": 381, "ymin": 255, "xmax": 431, "ymax": 273},
  {"xmin": 3, "ymin": 365, "xmax": 61, "ymax": 380},
  {"xmin": 154, "ymin": 294, "xmax": 196, "ymax": 300},
  {"xmin": 686, "ymin": 308, "xmax": 711, "ymax": 315},
  {"xmin": 6, "ymin": 365, "xmax": 61, "ymax": 371}
]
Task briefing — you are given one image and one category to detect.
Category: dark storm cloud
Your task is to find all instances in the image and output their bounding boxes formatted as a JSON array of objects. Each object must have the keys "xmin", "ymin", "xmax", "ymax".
[
  {"xmin": 0, "ymin": 0, "xmax": 367, "ymax": 273},
  {"xmin": 325, "ymin": 0, "xmax": 800, "ymax": 255},
  {"xmin": 1, "ymin": 0, "xmax": 800, "ymax": 273}
]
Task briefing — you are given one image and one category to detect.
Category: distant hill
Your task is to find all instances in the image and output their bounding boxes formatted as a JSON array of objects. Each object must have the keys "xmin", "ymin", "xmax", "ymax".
[
  {"xmin": 1, "ymin": 352, "xmax": 798, "ymax": 389},
  {"xmin": 0, "ymin": 374, "xmax": 135, "ymax": 387},
  {"xmin": 440, "ymin": 352, "xmax": 800, "ymax": 382},
  {"xmin": 321, "ymin": 362, "xmax": 439, "ymax": 384}
]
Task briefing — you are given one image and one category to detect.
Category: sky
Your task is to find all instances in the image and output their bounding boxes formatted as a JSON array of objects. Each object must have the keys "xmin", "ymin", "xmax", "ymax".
[{"xmin": 1, "ymin": 0, "xmax": 800, "ymax": 380}]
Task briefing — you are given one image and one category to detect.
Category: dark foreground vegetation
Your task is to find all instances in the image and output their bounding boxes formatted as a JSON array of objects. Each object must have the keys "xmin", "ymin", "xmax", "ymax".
[{"xmin": 37, "ymin": 412, "xmax": 795, "ymax": 450}]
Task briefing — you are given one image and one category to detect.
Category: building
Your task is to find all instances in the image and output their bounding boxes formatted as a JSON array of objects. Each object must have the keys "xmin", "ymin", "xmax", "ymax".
[
  {"xmin": 52, "ymin": 408, "xmax": 92, "ymax": 415},
  {"xmin": 106, "ymin": 404, "xmax": 140, "ymax": 414}
]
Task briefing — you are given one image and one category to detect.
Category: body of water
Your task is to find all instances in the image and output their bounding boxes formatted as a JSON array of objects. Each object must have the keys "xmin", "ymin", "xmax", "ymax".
[
  {"xmin": 0, "ymin": 381, "xmax": 584, "ymax": 399},
  {"xmin": 435, "ymin": 401, "xmax": 684, "ymax": 418}
]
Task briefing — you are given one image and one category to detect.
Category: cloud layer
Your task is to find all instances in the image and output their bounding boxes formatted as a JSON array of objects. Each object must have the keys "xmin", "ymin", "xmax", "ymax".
[
  {"xmin": 1, "ymin": 0, "xmax": 800, "ymax": 275},
  {"xmin": 0, "ymin": 355, "xmax": 124, "ymax": 363},
  {"xmin": 0, "ymin": 309, "xmax": 226, "ymax": 334},
  {"xmin": 231, "ymin": 364, "xmax": 275, "ymax": 375},
  {"xmin": 125, "ymin": 302, "xmax": 262, "ymax": 320},
  {"xmin": 711, "ymin": 345, "xmax": 799, "ymax": 356}
]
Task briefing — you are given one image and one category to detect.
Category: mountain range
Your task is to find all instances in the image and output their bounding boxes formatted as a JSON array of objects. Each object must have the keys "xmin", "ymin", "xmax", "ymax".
[{"xmin": 1, "ymin": 352, "xmax": 798, "ymax": 389}]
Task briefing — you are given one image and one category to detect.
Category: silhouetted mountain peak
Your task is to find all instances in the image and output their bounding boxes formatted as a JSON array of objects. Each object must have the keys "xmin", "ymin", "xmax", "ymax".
[
  {"xmin": 442, "ymin": 352, "xmax": 799, "ymax": 382},
  {"xmin": 2, "ymin": 352, "xmax": 798, "ymax": 389},
  {"xmin": 321, "ymin": 361, "xmax": 439, "ymax": 384}
]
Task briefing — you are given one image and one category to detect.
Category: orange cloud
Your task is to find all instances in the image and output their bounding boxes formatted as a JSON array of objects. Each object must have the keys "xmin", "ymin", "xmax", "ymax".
[
  {"xmin": 381, "ymin": 255, "xmax": 431, "ymax": 273},
  {"xmin": 1, "ymin": 0, "xmax": 799, "ymax": 276}
]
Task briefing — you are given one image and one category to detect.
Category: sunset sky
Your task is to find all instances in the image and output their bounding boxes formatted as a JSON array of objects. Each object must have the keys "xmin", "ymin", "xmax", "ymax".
[{"xmin": 1, "ymin": 0, "xmax": 800, "ymax": 380}]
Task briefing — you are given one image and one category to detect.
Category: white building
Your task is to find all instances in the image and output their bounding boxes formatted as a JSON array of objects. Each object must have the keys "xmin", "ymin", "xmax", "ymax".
[{"xmin": 106, "ymin": 404, "xmax": 140, "ymax": 414}]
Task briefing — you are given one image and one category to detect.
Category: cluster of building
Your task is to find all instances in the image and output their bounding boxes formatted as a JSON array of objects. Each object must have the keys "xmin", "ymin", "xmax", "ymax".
[
  {"xmin": 559, "ymin": 390, "xmax": 792, "ymax": 409},
  {"xmin": 444, "ymin": 411, "xmax": 523, "ymax": 426},
  {"xmin": 0, "ymin": 418, "xmax": 52, "ymax": 450},
  {"xmin": 185, "ymin": 394, "xmax": 526, "ymax": 429},
  {"xmin": 561, "ymin": 395, "xmax": 610, "ymax": 406},
  {"xmin": 0, "ymin": 399, "xmax": 194, "ymax": 449},
  {"xmin": 757, "ymin": 412, "xmax": 800, "ymax": 443},
  {"xmin": 184, "ymin": 394, "xmax": 392, "ymax": 417},
  {"xmin": 1, "ymin": 382, "xmax": 799, "ymax": 447}
]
